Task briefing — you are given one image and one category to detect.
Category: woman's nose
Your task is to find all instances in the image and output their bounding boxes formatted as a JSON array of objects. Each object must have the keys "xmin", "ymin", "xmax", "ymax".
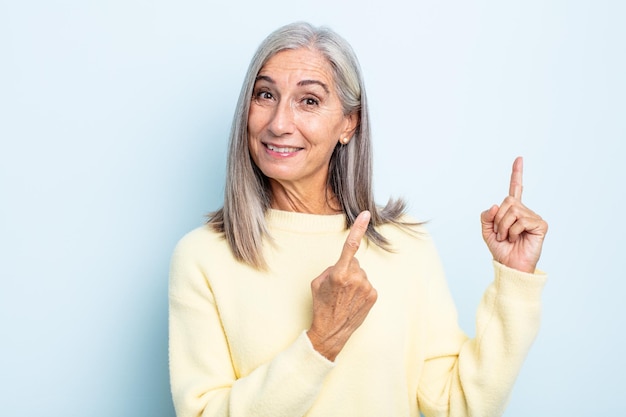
[{"xmin": 268, "ymin": 100, "xmax": 295, "ymax": 136}]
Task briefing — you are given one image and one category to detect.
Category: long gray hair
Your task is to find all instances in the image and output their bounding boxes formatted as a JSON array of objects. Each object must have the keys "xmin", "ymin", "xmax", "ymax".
[{"xmin": 209, "ymin": 22, "xmax": 409, "ymax": 269}]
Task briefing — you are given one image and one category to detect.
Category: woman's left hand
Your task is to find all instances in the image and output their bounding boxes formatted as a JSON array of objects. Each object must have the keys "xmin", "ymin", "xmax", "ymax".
[{"xmin": 480, "ymin": 157, "xmax": 548, "ymax": 273}]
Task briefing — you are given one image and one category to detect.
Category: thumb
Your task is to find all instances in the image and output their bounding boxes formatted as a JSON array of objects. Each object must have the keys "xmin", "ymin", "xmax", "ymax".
[{"xmin": 481, "ymin": 205, "xmax": 498, "ymax": 228}]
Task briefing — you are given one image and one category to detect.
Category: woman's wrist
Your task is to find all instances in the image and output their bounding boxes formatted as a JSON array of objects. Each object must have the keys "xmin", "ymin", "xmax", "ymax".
[{"xmin": 306, "ymin": 328, "xmax": 344, "ymax": 362}]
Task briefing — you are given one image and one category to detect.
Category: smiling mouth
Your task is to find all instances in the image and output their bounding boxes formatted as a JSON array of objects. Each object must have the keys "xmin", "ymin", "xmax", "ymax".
[{"xmin": 265, "ymin": 143, "xmax": 303, "ymax": 153}]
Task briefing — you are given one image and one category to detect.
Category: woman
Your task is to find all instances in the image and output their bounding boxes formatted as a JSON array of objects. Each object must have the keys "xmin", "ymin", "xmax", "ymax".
[{"xmin": 169, "ymin": 22, "xmax": 548, "ymax": 417}]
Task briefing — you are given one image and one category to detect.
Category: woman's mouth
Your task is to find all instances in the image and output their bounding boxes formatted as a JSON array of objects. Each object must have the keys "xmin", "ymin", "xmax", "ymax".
[{"xmin": 264, "ymin": 143, "xmax": 303, "ymax": 154}]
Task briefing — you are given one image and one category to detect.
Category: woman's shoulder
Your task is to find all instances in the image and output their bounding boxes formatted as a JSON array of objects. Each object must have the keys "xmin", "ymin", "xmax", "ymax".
[
  {"xmin": 378, "ymin": 212, "xmax": 430, "ymax": 236},
  {"xmin": 362, "ymin": 213, "xmax": 443, "ymax": 276},
  {"xmin": 171, "ymin": 223, "xmax": 228, "ymax": 260},
  {"xmin": 375, "ymin": 213, "xmax": 436, "ymax": 251}
]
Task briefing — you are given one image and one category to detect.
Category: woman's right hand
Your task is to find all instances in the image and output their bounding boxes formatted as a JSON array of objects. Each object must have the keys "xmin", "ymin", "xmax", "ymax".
[{"xmin": 307, "ymin": 211, "xmax": 378, "ymax": 361}]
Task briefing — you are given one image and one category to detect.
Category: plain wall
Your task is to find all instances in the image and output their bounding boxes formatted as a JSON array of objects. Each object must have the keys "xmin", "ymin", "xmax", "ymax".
[{"xmin": 1, "ymin": 0, "xmax": 624, "ymax": 415}]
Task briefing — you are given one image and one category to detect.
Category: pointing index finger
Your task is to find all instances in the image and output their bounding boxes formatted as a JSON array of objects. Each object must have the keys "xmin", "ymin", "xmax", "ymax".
[
  {"xmin": 337, "ymin": 211, "xmax": 371, "ymax": 267},
  {"xmin": 508, "ymin": 156, "xmax": 524, "ymax": 200}
]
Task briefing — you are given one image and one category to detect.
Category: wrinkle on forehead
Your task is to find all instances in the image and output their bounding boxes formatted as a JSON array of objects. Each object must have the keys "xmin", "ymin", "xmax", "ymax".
[{"xmin": 257, "ymin": 49, "xmax": 336, "ymax": 93}]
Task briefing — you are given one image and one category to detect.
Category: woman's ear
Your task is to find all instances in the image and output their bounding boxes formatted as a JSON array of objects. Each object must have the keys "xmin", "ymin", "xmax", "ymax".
[{"xmin": 342, "ymin": 112, "xmax": 359, "ymax": 139}]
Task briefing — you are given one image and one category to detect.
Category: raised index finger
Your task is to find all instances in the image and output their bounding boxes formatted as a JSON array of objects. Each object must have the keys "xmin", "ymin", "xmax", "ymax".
[
  {"xmin": 508, "ymin": 156, "xmax": 524, "ymax": 200},
  {"xmin": 337, "ymin": 211, "xmax": 371, "ymax": 267}
]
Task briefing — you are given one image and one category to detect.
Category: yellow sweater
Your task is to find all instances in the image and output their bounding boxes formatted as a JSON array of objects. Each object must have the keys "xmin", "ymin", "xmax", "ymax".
[{"xmin": 169, "ymin": 209, "xmax": 546, "ymax": 417}]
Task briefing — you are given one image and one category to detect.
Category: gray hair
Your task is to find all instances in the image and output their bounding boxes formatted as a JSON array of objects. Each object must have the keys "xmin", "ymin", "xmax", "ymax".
[{"xmin": 209, "ymin": 22, "xmax": 408, "ymax": 269}]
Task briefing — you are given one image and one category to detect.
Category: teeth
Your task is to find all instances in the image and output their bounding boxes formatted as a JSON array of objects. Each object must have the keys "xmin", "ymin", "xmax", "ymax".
[{"xmin": 267, "ymin": 144, "xmax": 299, "ymax": 153}]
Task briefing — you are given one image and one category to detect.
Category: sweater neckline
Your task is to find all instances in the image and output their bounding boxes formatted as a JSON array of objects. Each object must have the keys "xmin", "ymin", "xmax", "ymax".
[{"xmin": 266, "ymin": 209, "xmax": 347, "ymax": 233}]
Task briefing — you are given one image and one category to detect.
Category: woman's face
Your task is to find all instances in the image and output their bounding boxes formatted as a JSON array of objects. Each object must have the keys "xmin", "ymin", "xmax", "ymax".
[{"xmin": 247, "ymin": 48, "xmax": 356, "ymax": 193}]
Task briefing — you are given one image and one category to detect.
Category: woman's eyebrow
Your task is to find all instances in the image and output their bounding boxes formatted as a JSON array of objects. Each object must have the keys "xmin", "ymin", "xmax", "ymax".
[
  {"xmin": 298, "ymin": 79, "xmax": 329, "ymax": 94},
  {"xmin": 255, "ymin": 75, "xmax": 274, "ymax": 84},
  {"xmin": 254, "ymin": 75, "xmax": 329, "ymax": 94}
]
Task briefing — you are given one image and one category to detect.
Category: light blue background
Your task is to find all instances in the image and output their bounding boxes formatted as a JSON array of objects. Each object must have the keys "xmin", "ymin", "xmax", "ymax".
[{"xmin": 1, "ymin": 1, "xmax": 624, "ymax": 415}]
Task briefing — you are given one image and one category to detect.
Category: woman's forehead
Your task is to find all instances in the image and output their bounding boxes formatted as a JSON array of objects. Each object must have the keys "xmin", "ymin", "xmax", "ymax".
[{"xmin": 257, "ymin": 48, "xmax": 335, "ymax": 88}]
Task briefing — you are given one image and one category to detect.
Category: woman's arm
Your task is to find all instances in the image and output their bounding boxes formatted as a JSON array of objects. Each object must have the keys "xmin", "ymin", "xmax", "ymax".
[
  {"xmin": 168, "ymin": 242, "xmax": 335, "ymax": 417},
  {"xmin": 417, "ymin": 260, "xmax": 546, "ymax": 417},
  {"xmin": 418, "ymin": 157, "xmax": 548, "ymax": 417}
]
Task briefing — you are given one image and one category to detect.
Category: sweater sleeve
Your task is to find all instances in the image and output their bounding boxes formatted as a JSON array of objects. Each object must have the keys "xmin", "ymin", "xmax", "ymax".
[
  {"xmin": 417, "ymin": 260, "xmax": 547, "ymax": 417},
  {"xmin": 168, "ymin": 238, "xmax": 335, "ymax": 417}
]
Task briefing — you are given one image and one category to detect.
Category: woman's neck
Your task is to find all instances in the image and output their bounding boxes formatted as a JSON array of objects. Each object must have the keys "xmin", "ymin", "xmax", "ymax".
[{"xmin": 268, "ymin": 179, "xmax": 342, "ymax": 215}]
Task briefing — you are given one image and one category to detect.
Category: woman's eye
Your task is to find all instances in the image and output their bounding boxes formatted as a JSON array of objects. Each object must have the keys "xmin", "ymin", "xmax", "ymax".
[
  {"xmin": 255, "ymin": 91, "xmax": 274, "ymax": 101},
  {"xmin": 303, "ymin": 97, "xmax": 319, "ymax": 106}
]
